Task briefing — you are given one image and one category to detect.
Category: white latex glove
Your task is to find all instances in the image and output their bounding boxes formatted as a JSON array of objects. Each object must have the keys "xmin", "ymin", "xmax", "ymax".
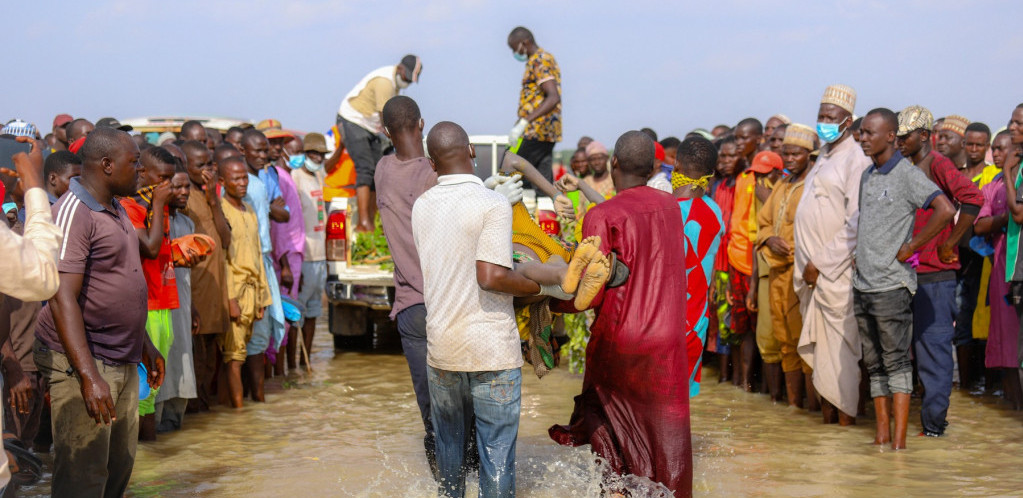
[
  {"xmin": 553, "ymin": 194, "xmax": 575, "ymax": 220},
  {"xmin": 509, "ymin": 118, "xmax": 528, "ymax": 144},
  {"xmin": 483, "ymin": 175, "xmax": 507, "ymax": 189},
  {"xmin": 493, "ymin": 178, "xmax": 524, "ymax": 205}
]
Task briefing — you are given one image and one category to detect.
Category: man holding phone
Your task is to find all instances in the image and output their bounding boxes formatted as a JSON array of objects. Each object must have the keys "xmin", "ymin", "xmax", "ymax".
[
  {"xmin": 0, "ymin": 136, "xmax": 63, "ymax": 301},
  {"xmin": 0, "ymin": 136, "xmax": 63, "ymax": 491}
]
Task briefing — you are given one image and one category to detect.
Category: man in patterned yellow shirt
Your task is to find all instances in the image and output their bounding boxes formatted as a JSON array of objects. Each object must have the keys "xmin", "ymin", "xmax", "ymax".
[{"xmin": 507, "ymin": 26, "xmax": 561, "ymax": 188}]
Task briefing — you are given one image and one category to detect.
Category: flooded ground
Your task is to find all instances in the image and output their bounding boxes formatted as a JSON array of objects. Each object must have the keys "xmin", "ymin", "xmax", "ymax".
[{"xmin": 19, "ymin": 320, "xmax": 1023, "ymax": 497}]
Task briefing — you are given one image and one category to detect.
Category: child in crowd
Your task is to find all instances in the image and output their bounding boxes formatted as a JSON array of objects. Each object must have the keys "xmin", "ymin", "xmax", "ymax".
[{"xmin": 119, "ymin": 146, "xmax": 179, "ymax": 441}]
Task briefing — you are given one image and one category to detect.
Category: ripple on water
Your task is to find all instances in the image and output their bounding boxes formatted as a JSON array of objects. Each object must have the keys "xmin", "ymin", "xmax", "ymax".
[{"xmin": 16, "ymin": 321, "xmax": 1023, "ymax": 496}]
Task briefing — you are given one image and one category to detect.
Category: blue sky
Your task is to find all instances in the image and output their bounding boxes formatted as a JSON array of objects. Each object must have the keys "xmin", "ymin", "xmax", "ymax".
[{"xmin": 2, "ymin": 1, "xmax": 1021, "ymax": 148}]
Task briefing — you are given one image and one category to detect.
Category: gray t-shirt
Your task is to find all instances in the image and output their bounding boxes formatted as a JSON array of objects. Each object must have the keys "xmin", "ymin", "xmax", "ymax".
[{"xmin": 854, "ymin": 152, "xmax": 941, "ymax": 294}]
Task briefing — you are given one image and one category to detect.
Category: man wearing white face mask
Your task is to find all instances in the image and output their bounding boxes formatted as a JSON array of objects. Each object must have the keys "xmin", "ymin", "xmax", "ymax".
[
  {"xmin": 507, "ymin": 26, "xmax": 561, "ymax": 189},
  {"xmin": 793, "ymin": 84, "xmax": 872, "ymax": 425},
  {"xmin": 290, "ymin": 133, "xmax": 330, "ymax": 359},
  {"xmin": 337, "ymin": 54, "xmax": 422, "ymax": 233}
]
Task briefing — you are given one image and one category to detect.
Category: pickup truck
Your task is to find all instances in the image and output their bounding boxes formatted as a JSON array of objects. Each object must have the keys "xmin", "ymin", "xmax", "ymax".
[{"xmin": 324, "ymin": 135, "xmax": 563, "ymax": 350}]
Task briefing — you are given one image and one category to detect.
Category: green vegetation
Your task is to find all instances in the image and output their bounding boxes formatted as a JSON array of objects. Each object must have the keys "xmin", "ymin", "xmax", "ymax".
[{"xmin": 350, "ymin": 214, "xmax": 394, "ymax": 271}]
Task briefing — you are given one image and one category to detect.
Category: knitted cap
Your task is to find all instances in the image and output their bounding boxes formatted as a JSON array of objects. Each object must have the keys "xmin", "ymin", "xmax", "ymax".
[
  {"xmin": 820, "ymin": 85, "xmax": 856, "ymax": 114},
  {"xmin": 783, "ymin": 123, "xmax": 816, "ymax": 151},
  {"xmin": 940, "ymin": 115, "xmax": 970, "ymax": 137}
]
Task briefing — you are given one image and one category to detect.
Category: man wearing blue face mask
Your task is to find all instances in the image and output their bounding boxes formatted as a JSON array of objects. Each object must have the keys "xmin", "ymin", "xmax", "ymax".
[
  {"xmin": 290, "ymin": 133, "xmax": 330, "ymax": 362},
  {"xmin": 338, "ymin": 55, "xmax": 423, "ymax": 234},
  {"xmin": 507, "ymin": 26, "xmax": 561, "ymax": 189},
  {"xmin": 793, "ymin": 84, "xmax": 873, "ymax": 426}
]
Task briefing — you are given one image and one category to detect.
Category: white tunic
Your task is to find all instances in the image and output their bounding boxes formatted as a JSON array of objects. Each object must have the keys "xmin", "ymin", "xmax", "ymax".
[{"xmin": 793, "ymin": 135, "xmax": 872, "ymax": 415}]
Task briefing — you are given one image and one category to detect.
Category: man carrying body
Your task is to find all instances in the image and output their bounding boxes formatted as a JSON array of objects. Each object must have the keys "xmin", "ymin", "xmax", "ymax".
[
  {"xmin": 794, "ymin": 85, "xmax": 872, "ymax": 425},
  {"xmin": 337, "ymin": 55, "xmax": 422, "ymax": 233},
  {"xmin": 182, "ymin": 139, "xmax": 232, "ymax": 411},
  {"xmin": 673, "ymin": 136, "xmax": 724, "ymax": 398},
  {"xmin": 550, "ymin": 131, "xmax": 690, "ymax": 496},
  {"xmin": 412, "ymin": 121, "xmax": 547, "ymax": 497},
  {"xmin": 855, "ymin": 108, "xmax": 954, "ymax": 449},
  {"xmin": 34, "ymin": 128, "xmax": 165, "ymax": 497},
  {"xmin": 507, "ymin": 26, "xmax": 562, "ymax": 189},
  {"xmin": 896, "ymin": 106, "xmax": 984, "ymax": 438}
]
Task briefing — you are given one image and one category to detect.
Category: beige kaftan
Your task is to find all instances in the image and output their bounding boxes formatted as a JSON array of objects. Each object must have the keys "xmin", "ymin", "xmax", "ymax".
[{"xmin": 792, "ymin": 135, "xmax": 872, "ymax": 416}]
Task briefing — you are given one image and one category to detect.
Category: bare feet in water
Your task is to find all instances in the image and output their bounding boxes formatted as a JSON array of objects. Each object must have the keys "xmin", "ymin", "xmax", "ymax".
[
  {"xmin": 562, "ymin": 236, "xmax": 601, "ymax": 294},
  {"xmin": 575, "ymin": 254, "xmax": 610, "ymax": 310}
]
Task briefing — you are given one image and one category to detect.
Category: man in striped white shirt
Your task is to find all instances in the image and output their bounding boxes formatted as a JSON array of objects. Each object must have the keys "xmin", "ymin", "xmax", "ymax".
[{"xmin": 33, "ymin": 128, "xmax": 165, "ymax": 498}]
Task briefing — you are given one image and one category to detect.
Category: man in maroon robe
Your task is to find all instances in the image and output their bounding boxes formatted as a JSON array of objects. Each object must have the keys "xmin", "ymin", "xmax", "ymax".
[{"xmin": 549, "ymin": 130, "xmax": 691, "ymax": 496}]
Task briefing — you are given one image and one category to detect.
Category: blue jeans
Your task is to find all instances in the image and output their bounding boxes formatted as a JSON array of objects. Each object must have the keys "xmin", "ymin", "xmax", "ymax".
[
  {"xmin": 428, "ymin": 366, "xmax": 521, "ymax": 498},
  {"xmin": 395, "ymin": 305, "xmax": 435, "ymax": 474},
  {"xmin": 913, "ymin": 279, "xmax": 957, "ymax": 435}
]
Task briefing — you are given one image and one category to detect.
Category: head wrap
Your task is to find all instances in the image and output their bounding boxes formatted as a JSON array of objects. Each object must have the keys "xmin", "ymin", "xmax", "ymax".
[
  {"xmin": 940, "ymin": 115, "xmax": 970, "ymax": 137},
  {"xmin": 783, "ymin": 123, "xmax": 816, "ymax": 151},
  {"xmin": 897, "ymin": 105, "xmax": 934, "ymax": 136},
  {"xmin": 584, "ymin": 140, "xmax": 608, "ymax": 157},
  {"xmin": 820, "ymin": 84, "xmax": 856, "ymax": 114},
  {"xmin": 671, "ymin": 171, "xmax": 714, "ymax": 191}
]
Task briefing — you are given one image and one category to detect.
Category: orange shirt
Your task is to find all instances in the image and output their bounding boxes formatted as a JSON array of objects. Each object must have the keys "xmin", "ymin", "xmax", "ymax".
[
  {"xmin": 726, "ymin": 170, "xmax": 756, "ymax": 275},
  {"xmin": 323, "ymin": 151, "xmax": 356, "ymax": 200}
]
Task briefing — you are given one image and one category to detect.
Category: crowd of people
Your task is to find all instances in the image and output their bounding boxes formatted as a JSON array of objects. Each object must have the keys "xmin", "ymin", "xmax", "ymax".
[
  {"xmin": 0, "ymin": 112, "xmax": 348, "ymax": 495},
  {"xmin": 2, "ymin": 22, "xmax": 1023, "ymax": 498}
]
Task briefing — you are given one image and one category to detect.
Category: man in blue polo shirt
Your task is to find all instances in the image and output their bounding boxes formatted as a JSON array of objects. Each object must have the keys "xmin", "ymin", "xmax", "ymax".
[{"xmin": 854, "ymin": 108, "xmax": 954, "ymax": 451}]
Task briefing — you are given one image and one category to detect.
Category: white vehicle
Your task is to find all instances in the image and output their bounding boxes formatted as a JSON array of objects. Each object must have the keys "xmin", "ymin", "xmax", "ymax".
[
  {"xmin": 325, "ymin": 135, "xmax": 562, "ymax": 349},
  {"xmin": 120, "ymin": 116, "xmax": 254, "ymax": 133}
]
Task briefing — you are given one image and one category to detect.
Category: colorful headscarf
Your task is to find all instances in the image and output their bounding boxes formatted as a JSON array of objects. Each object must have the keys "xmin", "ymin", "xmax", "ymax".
[{"xmin": 671, "ymin": 171, "xmax": 714, "ymax": 191}]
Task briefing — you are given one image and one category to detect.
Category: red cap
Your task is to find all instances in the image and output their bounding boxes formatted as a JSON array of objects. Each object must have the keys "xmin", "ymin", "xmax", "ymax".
[
  {"xmin": 53, "ymin": 114, "xmax": 73, "ymax": 128},
  {"xmin": 749, "ymin": 150, "xmax": 783, "ymax": 174},
  {"xmin": 654, "ymin": 142, "xmax": 666, "ymax": 162}
]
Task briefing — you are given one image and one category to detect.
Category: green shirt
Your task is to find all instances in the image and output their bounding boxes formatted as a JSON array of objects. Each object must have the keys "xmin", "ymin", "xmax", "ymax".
[{"xmin": 1007, "ymin": 163, "xmax": 1023, "ymax": 282}]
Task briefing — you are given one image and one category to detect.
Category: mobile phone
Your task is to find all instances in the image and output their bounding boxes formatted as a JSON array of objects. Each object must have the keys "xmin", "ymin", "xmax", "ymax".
[{"xmin": 0, "ymin": 136, "xmax": 32, "ymax": 172}]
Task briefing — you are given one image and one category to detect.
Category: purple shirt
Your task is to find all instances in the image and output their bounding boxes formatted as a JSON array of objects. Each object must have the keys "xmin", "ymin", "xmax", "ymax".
[
  {"xmin": 375, "ymin": 154, "xmax": 437, "ymax": 318},
  {"xmin": 270, "ymin": 165, "xmax": 306, "ymax": 262},
  {"xmin": 35, "ymin": 178, "xmax": 148, "ymax": 365}
]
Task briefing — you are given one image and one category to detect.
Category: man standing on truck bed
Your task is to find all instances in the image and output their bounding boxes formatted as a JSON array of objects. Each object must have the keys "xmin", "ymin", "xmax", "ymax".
[
  {"xmin": 337, "ymin": 54, "xmax": 422, "ymax": 233},
  {"xmin": 507, "ymin": 26, "xmax": 561, "ymax": 189}
]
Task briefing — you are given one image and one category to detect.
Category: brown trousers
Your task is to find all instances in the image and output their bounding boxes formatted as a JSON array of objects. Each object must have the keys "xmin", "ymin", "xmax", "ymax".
[
  {"xmin": 769, "ymin": 265, "xmax": 810, "ymax": 374},
  {"xmin": 35, "ymin": 342, "xmax": 139, "ymax": 498}
]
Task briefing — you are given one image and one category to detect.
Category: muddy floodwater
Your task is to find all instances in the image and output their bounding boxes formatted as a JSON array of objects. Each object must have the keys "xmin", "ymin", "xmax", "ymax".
[{"xmin": 19, "ymin": 319, "xmax": 1023, "ymax": 497}]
